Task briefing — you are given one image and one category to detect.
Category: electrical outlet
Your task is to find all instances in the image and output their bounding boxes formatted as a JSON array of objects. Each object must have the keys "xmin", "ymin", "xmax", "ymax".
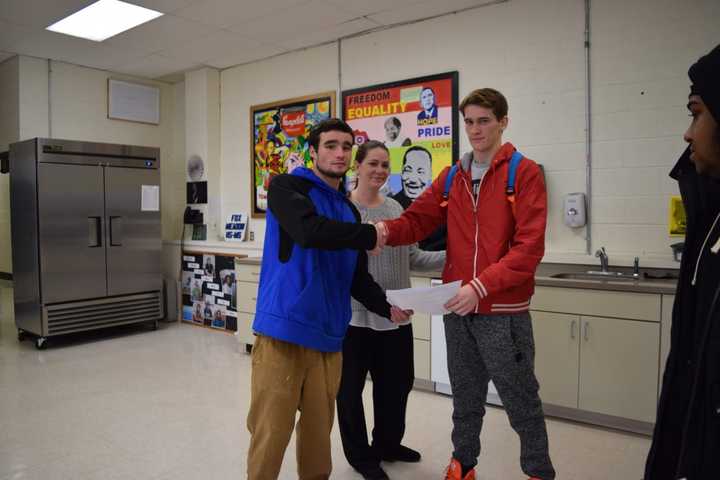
[{"xmin": 249, "ymin": 231, "xmax": 255, "ymax": 241}]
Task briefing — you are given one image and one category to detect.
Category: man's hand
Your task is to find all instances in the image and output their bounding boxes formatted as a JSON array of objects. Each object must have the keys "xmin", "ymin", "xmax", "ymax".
[
  {"xmin": 369, "ymin": 221, "xmax": 389, "ymax": 256},
  {"xmin": 390, "ymin": 305, "xmax": 413, "ymax": 323},
  {"xmin": 444, "ymin": 284, "xmax": 481, "ymax": 316}
]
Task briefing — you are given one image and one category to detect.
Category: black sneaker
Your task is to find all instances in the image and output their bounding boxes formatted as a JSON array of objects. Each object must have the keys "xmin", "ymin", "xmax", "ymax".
[
  {"xmin": 380, "ymin": 445, "xmax": 421, "ymax": 463},
  {"xmin": 355, "ymin": 463, "xmax": 389, "ymax": 480}
]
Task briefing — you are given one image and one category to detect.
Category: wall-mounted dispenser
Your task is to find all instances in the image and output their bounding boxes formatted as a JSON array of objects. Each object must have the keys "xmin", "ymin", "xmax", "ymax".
[{"xmin": 564, "ymin": 192, "xmax": 587, "ymax": 228}]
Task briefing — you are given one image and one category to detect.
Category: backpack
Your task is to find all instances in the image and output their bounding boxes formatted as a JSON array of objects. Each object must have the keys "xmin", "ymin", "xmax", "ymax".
[{"xmin": 441, "ymin": 150, "xmax": 524, "ymax": 216}]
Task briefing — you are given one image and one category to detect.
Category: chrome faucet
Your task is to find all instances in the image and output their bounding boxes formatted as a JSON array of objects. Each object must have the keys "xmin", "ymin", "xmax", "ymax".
[
  {"xmin": 595, "ymin": 247, "xmax": 609, "ymax": 273},
  {"xmin": 633, "ymin": 256, "xmax": 640, "ymax": 278}
]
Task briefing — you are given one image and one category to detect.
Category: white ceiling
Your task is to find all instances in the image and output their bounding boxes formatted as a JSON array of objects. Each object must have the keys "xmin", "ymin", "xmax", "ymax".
[{"xmin": 0, "ymin": 0, "xmax": 500, "ymax": 82}]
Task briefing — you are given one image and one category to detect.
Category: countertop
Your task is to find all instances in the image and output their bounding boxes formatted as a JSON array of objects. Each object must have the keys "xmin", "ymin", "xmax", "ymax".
[{"xmin": 235, "ymin": 257, "xmax": 678, "ymax": 295}]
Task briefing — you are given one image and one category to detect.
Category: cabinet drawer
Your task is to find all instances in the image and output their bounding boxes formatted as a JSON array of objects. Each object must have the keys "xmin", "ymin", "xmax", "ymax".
[
  {"xmin": 236, "ymin": 281, "xmax": 258, "ymax": 313},
  {"xmin": 235, "ymin": 262, "xmax": 261, "ymax": 283},
  {"xmin": 532, "ymin": 286, "xmax": 661, "ymax": 322}
]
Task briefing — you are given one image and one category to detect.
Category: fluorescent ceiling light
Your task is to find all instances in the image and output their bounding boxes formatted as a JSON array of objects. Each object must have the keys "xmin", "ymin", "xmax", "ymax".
[{"xmin": 46, "ymin": 0, "xmax": 164, "ymax": 42}]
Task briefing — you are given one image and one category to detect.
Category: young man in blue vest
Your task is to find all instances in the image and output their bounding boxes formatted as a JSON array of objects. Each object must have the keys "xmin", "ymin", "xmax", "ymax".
[
  {"xmin": 377, "ymin": 88, "xmax": 555, "ymax": 480},
  {"xmin": 246, "ymin": 118, "xmax": 410, "ymax": 480}
]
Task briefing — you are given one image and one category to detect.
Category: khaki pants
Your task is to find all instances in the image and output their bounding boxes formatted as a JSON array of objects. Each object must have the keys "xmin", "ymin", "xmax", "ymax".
[{"xmin": 247, "ymin": 335, "xmax": 343, "ymax": 480}]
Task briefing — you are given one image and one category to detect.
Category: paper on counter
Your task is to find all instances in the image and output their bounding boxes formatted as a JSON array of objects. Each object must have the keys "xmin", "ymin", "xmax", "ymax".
[{"xmin": 386, "ymin": 280, "xmax": 462, "ymax": 315}]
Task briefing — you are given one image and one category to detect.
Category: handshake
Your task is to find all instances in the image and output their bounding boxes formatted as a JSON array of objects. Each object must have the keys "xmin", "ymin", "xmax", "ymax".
[{"xmin": 369, "ymin": 221, "xmax": 389, "ymax": 256}]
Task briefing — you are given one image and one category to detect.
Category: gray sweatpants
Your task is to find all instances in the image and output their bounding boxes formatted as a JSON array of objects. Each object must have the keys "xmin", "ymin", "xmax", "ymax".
[{"xmin": 444, "ymin": 312, "xmax": 555, "ymax": 479}]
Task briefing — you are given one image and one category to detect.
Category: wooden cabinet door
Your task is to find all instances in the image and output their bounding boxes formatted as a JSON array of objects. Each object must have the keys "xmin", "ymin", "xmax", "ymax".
[
  {"xmin": 410, "ymin": 276, "xmax": 431, "ymax": 341},
  {"xmin": 236, "ymin": 312, "xmax": 255, "ymax": 346},
  {"xmin": 413, "ymin": 339, "xmax": 431, "ymax": 381},
  {"xmin": 531, "ymin": 311, "xmax": 581, "ymax": 409},
  {"xmin": 579, "ymin": 316, "xmax": 659, "ymax": 423}
]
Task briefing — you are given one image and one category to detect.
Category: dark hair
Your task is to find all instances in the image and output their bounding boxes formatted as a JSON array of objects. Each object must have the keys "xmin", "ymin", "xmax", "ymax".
[
  {"xmin": 460, "ymin": 88, "xmax": 508, "ymax": 119},
  {"xmin": 307, "ymin": 118, "xmax": 354, "ymax": 151},
  {"xmin": 385, "ymin": 116, "xmax": 401, "ymax": 129},
  {"xmin": 402, "ymin": 145, "xmax": 432, "ymax": 166},
  {"xmin": 355, "ymin": 140, "xmax": 388, "ymax": 165},
  {"xmin": 421, "ymin": 87, "xmax": 435, "ymax": 97}
]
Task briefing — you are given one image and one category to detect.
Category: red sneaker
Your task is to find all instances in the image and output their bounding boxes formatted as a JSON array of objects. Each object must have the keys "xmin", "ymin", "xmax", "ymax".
[{"xmin": 443, "ymin": 458, "xmax": 475, "ymax": 480}]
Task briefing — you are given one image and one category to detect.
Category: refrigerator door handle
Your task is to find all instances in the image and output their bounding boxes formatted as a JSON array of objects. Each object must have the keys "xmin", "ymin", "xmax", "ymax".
[
  {"xmin": 88, "ymin": 216, "xmax": 102, "ymax": 247},
  {"xmin": 109, "ymin": 216, "xmax": 123, "ymax": 246}
]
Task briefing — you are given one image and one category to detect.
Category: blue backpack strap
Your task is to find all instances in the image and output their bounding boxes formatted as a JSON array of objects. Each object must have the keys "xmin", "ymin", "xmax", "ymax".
[
  {"xmin": 506, "ymin": 151, "xmax": 523, "ymax": 216},
  {"xmin": 441, "ymin": 164, "xmax": 458, "ymax": 205},
  {"xmin": 506, "ymin": 150, "xmax": 523, "ymax": 196}
]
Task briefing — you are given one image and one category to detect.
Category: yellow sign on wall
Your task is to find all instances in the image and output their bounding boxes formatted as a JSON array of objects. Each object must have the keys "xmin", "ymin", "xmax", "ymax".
[{"xmin": 668, "ymin": 196, "xmax": 686, "ymax": 236}]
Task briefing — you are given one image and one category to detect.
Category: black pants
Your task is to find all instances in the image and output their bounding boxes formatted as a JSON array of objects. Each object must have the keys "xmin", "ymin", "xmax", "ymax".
[{"xmin": 336, "ymin": 324, "xmax": 414, "ymax": 470}]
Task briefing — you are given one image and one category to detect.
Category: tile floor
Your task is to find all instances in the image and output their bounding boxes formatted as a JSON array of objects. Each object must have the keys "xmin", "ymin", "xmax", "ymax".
[{"xmin": 0, "ymin": 284, "xmax": 651, "ymax": 479}]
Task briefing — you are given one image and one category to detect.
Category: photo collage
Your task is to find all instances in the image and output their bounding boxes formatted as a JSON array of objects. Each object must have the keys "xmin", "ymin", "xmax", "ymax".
[{"xmin": 181, "ymin": 253, "xmax": 238, "ymax": 332}]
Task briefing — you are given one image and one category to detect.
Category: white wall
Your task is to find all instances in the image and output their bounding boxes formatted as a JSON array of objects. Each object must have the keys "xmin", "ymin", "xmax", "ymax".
[
  {"xmin": 0, "ymin": 57, "xmax": 184, "ymax": 274},
  {"xmin": 589, "ymin": 0, "xmax": 719, "ymax": 260},
  {"xmin": 220, "ymin": 43, "xmax": 339, "ymax": 251},
  {"xmin": 217, "ymin": 0, "xmax": 719, "ymax": 265},
  {"xmin": 0, "ymin": 56, "xmax": 19, "ymax": 273},
  {"xmin": 48, "ymin": 61, "xmax": 184, "ymax": 243}
]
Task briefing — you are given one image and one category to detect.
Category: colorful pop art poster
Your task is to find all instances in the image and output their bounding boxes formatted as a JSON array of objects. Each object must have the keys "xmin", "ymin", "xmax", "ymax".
[
  {"xmin": 250, "ymin": 92, "xmax": 336, "ymax": 217},
  {"xmin": 342, "ymin": 72, "xmax": 459, "ymax": 205}
]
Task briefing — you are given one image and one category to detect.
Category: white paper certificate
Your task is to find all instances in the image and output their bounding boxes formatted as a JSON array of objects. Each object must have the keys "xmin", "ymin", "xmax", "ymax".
[{"xmin": 386, "ymin": 280, "xmax": 462, "ymax": 315}]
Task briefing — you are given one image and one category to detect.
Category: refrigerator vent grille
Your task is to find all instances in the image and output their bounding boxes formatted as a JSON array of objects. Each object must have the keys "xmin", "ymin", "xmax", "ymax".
[{"xmin": 45, "ymin": 292, "xmax": 161, "ymax": 335}]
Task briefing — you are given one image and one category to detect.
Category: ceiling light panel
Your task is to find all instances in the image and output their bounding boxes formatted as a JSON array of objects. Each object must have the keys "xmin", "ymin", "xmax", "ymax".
[{"xmin": 46, "ymin": 0, "xmax": 163, "ymax": 42}]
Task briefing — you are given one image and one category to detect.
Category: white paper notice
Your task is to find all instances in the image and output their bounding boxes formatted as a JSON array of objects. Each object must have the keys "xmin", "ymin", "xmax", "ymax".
[
  {"xmin": 141, "ymin": 185, "xmax": 160, "ymax": 212},
  {"xmin": 386, "ymin": 280, "xmax": 462, "ymax": 315}
]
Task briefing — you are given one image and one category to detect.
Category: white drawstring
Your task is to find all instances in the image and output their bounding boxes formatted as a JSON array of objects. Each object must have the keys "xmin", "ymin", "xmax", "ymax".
[{"xmin": 692, "ymin": 211, "xmax": 720, "ymax": 286}]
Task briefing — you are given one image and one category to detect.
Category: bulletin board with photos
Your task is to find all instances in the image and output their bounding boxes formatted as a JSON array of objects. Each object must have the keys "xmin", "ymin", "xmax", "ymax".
[{"xmin": 180, "ymin": 252, "xmax": 238, "ymax": 332}]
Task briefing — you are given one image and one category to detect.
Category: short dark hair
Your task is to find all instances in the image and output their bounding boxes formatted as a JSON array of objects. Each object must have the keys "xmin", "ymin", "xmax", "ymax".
[
  {"xmin": 385, "ymin": 116, "xmax": 402, "ymax": 129},
  {"xmin": 421, "ymin": 87, "xmax": 435, "ymax": 96},
  {"xmin": 307, "ymin": 118, "xmax": 354, "ymax": 151},
  {"xmin": 459, "ymin": 88, "xmax": 508, "ymax": 119},
  {"xmin": 355, "ymin": 140, "xmax": 388, "ymax": 165},
  {"xmin": 402, "ymin": 145, "xmax": 432, "ymax": 166}
]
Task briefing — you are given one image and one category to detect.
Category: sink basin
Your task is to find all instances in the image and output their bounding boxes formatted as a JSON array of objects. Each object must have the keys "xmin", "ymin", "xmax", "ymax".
[{"xmin": 550, "ymin": 272, "xmax": 641, "ymax": 282}]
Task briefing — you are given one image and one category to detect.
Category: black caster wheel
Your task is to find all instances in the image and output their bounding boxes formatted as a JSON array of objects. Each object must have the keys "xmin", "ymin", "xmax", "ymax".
[
  {"xmin": 18, "ymin": 329, "xmax": 27, "ymax": 342},
  {"xmin": 35, "ymin": 337, "xmax": 47, "ymax": 350}
]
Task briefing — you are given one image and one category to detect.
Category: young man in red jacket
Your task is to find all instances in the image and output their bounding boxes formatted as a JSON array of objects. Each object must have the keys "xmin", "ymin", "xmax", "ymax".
[{"xmin": 376, "ymin": 88, "xmax": 555, "ymax": 480}]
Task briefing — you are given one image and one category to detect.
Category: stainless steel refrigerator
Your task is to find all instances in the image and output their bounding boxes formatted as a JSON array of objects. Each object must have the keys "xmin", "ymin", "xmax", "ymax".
[{"xmin": 9, "ymin": 138, "xmax": 163, "ymax": 349}]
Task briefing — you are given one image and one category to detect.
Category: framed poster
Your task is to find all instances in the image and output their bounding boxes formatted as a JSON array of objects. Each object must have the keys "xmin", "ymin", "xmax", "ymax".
[
  {"xmin": 342, "ymin": 72, "xmax": 459, "ymax": 208},
  {"xmin": 250, "ymin": 92, "xmax": 336, "ymax": 218}
]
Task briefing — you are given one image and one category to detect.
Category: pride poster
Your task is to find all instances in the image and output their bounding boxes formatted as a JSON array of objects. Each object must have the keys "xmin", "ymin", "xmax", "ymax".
[{"xmin": 342, "ymin": 72, "xmax": 459, "ymax": 205}]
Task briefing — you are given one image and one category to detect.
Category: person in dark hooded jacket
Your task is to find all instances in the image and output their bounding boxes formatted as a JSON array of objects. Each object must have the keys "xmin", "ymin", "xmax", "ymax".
[{"xmin": 645, "ymin": 43, "xmax": 720, "ymax": 480}]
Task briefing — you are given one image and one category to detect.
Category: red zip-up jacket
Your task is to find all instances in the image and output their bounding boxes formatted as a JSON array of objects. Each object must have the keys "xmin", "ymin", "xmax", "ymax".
[{"xmin": 384, "ymin": 142, "xmax": 547, "ymax": 315}]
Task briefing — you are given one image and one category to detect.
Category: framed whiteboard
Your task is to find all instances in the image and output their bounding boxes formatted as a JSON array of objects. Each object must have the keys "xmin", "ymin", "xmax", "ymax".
[{"xmin": 108, "ymin": 79, "xmax": 160, "ymax": 125}]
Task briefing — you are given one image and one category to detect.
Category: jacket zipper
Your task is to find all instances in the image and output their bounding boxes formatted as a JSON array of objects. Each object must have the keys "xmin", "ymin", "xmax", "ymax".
[{"xmin": 461, "ymin": 170, "xmax": 483, "ymax": 313}]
